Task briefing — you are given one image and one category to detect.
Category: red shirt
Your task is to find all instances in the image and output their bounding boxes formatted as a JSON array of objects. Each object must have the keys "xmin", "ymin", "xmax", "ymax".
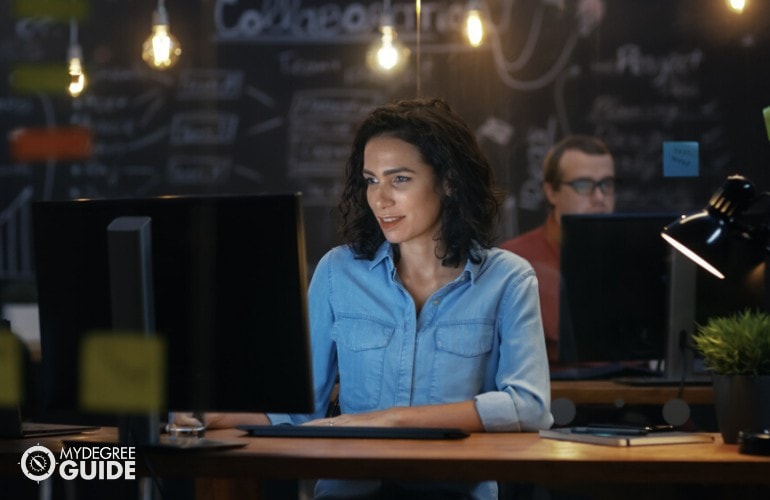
[{"xmin": 499, "ymin": 215, "xmax": 561, "ymax": 363}]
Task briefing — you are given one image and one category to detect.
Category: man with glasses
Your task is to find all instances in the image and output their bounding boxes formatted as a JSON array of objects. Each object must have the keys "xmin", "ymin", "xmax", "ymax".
[{"xmin": 500, "ymin": 134, "xmax": 615, "ymax": 365}]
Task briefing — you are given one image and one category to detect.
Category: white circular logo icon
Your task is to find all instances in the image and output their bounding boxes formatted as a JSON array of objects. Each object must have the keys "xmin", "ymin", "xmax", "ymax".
[{"xmin": 20, "ymin": 444, "xmax": 56, "ymax": 482}]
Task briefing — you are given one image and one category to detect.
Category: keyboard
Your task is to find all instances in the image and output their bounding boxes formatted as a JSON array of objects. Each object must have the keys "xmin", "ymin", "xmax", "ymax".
[
  {"xmin": 237, "ymin": 425, "xmax": 469, "ymax": 440},
  {"xmin": 612, "ymin": 374, "xmax": 712, "ymax": 386},
  {"xmin": 550, "ymin": 363, "xmax": 657, "ymax": 381}
]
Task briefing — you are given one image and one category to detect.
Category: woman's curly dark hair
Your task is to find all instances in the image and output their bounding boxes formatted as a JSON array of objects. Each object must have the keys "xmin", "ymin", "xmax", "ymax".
[{"xmin": 338, "ymin": 97, "xmax": 502, "ymax": 267}]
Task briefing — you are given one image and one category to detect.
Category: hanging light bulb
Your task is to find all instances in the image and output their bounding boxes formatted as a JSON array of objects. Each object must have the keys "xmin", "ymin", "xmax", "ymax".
[
  {"xmin": 67, "ymin": 18, "xmax": 86, "ymax": 98},
  {"xmin": 726, "ymin": 0, "xmax": 748, "ymax": 13},
  {"xmin": 68, "ymin": 45, "xmax": 86, "ymax": 98},
  {"xmin": 377, "ymin": 24, "xmax": 400, "ymax": 70},
  {"xmin": 366, "ymin": 2, "xmax": 409, "ymax": 74},
  {"xmin": 465, "ymin": 1, "xmax": 484, "ymax": 47},
  {"xmin": 142, "ymin": 0, "xmax": 182, "ymax": 70}
]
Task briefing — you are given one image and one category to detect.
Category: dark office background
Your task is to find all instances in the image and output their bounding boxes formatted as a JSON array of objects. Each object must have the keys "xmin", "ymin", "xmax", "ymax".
[{"xmin": 1, "ymin": 0, "xmax": 769, "ymax": 294}]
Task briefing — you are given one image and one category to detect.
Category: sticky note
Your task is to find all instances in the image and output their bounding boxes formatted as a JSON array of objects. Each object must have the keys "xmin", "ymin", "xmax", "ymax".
[
  {"xmin": 763, "ymin": 106, "xmax": 770, "ymax": 142},
  {"xmin": 80, "ymin": 332, "xmax": 166, "ymax": 413},
  {"xmin": 9, "ymin": 126, "xmax": 93, "ymax": 163},
  {"xmin": 13, "ymin": 0, "xmax": 89, "ymax": 20},
  {"xmin": 663, "ymin": 141, "xmax": 699, "ymax": 177},
  {"xmin": 0, "ymin": 333, "xmax": 23, "ymax": 407},
  {"xmin": 10, "ymin": 64, "xmax": 70, "ymax": 95}
]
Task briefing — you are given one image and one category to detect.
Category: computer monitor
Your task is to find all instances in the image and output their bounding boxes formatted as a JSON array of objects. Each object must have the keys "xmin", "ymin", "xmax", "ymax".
[
  {"xmin": 32, "ymin": 193, "xmax": 314, "ymax": 429},
  {"xmin": 558, "ymin": 213, "xmax": 677, "ymax": 365},
  {"xmin": 558, "ymin": 212, "xmax": 765, "ymax": 383}
]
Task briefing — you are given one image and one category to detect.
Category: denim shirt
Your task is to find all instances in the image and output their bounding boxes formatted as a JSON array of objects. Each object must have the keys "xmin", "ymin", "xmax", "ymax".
[{"xmin": 269, "ymin": 242, "xmax": 553, "ymax": 499}]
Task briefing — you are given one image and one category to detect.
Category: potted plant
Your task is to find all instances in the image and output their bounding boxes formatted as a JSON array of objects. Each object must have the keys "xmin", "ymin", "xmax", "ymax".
[{"xmin": 693, "ymin": 309, "xmax": 770, "ymax": 444}]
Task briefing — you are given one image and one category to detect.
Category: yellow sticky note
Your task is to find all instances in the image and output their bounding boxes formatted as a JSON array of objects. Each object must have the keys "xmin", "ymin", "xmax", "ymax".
[
  {"xmin": 9, "ymin": 64, "xmax": 70, "ymax": 95},
  {"xmin": 13, "ymin": 0, "xmax": 89, "ymax": 20},
  {"xmin": 80, "ymin": 332, "xmax": 166, "ymax": 414},
  {"xmin": 0, "ymin": 333, "xmax": 23, "ymax": 407}
]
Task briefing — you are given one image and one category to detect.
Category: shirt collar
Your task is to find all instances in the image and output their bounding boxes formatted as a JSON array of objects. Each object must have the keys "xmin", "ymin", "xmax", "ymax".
[
  {"xmin": 368, "ymin": 241, "xmax": 482, "ymax": 284},
  {"xmin": 464, "ymin": 242, "xmax": 484, "ymax": 284},
  {"xmin": 369, "ymin": 242, "xmax": 393, "ymax": 270}
]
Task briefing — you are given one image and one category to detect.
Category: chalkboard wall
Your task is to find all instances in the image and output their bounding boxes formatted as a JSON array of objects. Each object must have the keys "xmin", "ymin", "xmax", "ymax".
[{"xmin": 2, "ymin": 0, "xmax": 769, "ymax": 295}]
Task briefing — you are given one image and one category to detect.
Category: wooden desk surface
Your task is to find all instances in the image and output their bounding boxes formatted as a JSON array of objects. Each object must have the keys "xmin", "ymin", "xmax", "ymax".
[
  {"xmin": 550, "ymin": 380, "xmax": 714, "ymax": 405},
  {"xmin": 6, "ymin": 427, "xmax": 760, "ymax": 486},
  {"xmin": 3, "ymin": 426, "xmax": 768, "ymax": 500}
]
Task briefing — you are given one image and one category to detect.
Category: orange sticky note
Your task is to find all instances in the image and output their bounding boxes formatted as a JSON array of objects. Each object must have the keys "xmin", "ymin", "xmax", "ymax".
[{"xmin": 9, "ymin": 125, "xmax": 92, "ymax": 163}]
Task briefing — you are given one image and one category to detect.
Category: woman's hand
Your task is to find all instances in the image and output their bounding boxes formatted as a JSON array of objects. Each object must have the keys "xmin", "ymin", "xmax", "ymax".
[
  {"xmin": 304, "ymin": 407, "xmax": 400, "ymax": 427},
  {"xmin": 204, "ymin": 412, "xmax": 270, "ymax": 429}
]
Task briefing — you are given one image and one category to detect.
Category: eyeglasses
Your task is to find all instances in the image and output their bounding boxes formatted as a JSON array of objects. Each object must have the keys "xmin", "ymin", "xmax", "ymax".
[{"xmin": 560, "ymin": 177, "xmax": 616, "ymax": 196}]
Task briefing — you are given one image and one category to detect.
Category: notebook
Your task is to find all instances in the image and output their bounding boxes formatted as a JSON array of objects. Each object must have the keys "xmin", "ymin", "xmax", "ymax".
[
  {"xmin": 237, "ymin": 424, "xmax": 469, "ymax": 440},
  {"xmin": 0, "ymin": 407, "xmax": 99, "ymax": 439},
  {"xmin": 539, "ymin": 427, "xmax": 715, "ymax": 447}
]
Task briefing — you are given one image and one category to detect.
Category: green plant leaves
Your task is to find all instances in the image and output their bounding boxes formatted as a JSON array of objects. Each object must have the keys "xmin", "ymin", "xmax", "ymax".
[{"xmin": 694, "ymin": 309, "xmax": 770, "ymax": 376}]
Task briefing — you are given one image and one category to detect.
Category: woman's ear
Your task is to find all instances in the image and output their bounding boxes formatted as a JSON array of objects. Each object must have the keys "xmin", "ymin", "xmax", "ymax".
[{"xmin": 442, "ymin": 178, "xmax": 454, "ymax": 197}]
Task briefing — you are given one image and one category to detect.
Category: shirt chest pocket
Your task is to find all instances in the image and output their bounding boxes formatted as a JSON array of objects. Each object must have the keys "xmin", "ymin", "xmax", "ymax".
[
  {"xmin": 435, "ymin": 322, "xmax": 495, "ymax": 357},
  {"xmin": 430, "ymin": 322, "xmax": 495, "ymax": 402},
  {"xmin": 331, "ymin": 317, "xmax": 395, "ymax": 412}
]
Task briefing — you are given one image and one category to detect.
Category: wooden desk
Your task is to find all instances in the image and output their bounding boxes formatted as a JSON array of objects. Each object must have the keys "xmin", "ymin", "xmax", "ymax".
[
  {"xmin": 148, "ymin": 429, "xmax": 767, "ymax": 485},
  {"xmin": 6, "ymin": 427, "xmax": 755, "ymax": 484},
  {"xmin": 6, "ymin": 429, "xmax": 770, "ymax": 485},
  {"xmin": 551, "ymin": 380, "xmax": 714, "ymax": 406},
  {"xmin": 3, "ymin": 427, "xmax": 768, "ymax": 499}
]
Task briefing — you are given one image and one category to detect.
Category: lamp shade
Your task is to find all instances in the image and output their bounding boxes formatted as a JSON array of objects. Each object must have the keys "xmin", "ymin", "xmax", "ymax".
[
  {"xmin": 662, "ymin": 211, "xmax": 729, "ymax": 278},
  {"xmin": 662, "ymin": 175, "xmax": 765, "ymax": 279}
]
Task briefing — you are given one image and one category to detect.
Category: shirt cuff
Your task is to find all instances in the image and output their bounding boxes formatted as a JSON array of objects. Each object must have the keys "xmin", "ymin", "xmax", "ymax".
[
  {"xmin": 266, "ymin": 413, "xmax": 293, "ymax": 426},
  {"xmin": 474, "ymin": 392, "xmax": 520, "ymax": 432}
]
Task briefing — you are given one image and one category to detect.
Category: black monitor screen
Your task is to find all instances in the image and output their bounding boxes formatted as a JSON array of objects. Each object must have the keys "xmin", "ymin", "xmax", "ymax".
[
  {"xmin": 32, "ymin": 193, "xmax": 313, "ymax": 417},
  {"xmin": 558, "ymin": 213, "xmax": 677, "ymax": 364}
]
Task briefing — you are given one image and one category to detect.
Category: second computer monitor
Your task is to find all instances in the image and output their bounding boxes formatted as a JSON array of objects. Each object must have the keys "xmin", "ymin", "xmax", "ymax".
[{"xmin": 558, "ymin": 213, "xmax": 677, "ymax": 364}]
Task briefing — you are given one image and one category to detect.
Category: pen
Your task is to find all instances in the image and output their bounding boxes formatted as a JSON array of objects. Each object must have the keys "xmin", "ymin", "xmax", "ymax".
[
  {"xmin": 571, "ymin": 424, "xmax": 674, "ymax": 436},
  {"xmin": 571, "ymin": 426, "xmax": 647, "ymax": 436}
]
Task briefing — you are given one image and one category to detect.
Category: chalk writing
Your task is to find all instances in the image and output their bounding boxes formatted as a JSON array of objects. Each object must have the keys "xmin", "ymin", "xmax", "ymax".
[{"xmin": 287, "ymin": 88, "xmax": 383, "ymax": 177}]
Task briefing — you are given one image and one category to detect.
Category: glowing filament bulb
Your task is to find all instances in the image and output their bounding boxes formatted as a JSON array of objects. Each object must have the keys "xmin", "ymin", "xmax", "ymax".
[
  {"xmin": 466, "ymin": 9, "xmax": 484, "ymax": 47},
  {"xmin": 142, "ymin": 4, "xmax": 182, "ymax": 70},
  {"xmin": 377, "ymin": 26, "xmax": 399, "ymax": 70},
  {"xmin": 366, "ymin": 5, "xmax": 409, "ymax": 75},
  {"xmin": 68, "ymin": 58, "xmax": 86, "ymax": 97},
  {"xmin": 151, "ymin": 25, "xmax": 172, "ymax": 65},
  {"xmin": 727, "ymin": 0, "xmax": 747, "ymax": 13},
  {"xmin": 67, "ymin": 45, "xmax": 86, "ymax": 98}
]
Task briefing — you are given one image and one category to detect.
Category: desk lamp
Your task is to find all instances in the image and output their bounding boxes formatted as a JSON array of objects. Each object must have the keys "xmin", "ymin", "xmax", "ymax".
[
  {"xmin": 661, "ymin": 174, "xmax": 768, "ymax": 281},
  {"xmin": 662, "ymin": 174, "xmax": 770, "ymax": 454}
]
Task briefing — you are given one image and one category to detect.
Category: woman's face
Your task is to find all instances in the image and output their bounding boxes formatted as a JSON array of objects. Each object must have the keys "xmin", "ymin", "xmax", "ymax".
[{"xmin": 363, "ymin": 135, "xmax": 443, "ymax": 249}]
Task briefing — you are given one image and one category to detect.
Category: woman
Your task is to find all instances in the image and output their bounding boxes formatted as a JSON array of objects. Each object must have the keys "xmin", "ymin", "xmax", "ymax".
[{"xmin": 215, "ymin": 97, "xmax": 552, "ymax": 499}]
